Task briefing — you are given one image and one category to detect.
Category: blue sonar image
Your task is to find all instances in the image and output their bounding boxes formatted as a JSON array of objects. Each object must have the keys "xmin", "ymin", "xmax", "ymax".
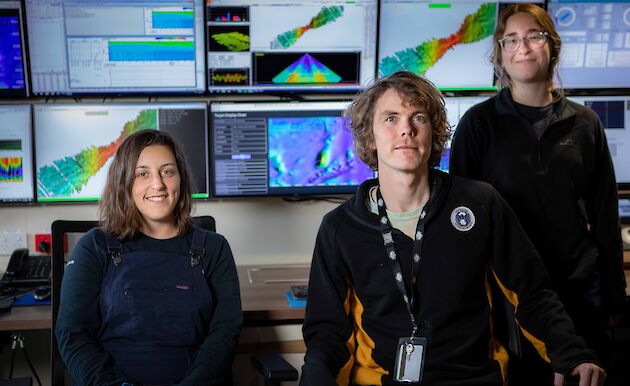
[
  {"xmin": 268, "ymin": 116, "xmax": 374, "ymax": 188},
  {"xmin": 0, "ymin": 16, "xmax": 25, "ymax": 90}
]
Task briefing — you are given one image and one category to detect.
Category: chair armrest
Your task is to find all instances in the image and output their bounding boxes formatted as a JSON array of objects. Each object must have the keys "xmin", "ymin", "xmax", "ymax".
[{"xmin": 251, "ymin": 353, "xmax": 298, "ymax": 382}]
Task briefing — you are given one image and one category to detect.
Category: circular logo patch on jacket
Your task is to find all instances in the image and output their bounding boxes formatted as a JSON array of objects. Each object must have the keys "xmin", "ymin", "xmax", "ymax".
[{"xmin": 450, "ymin": 206, "xmax": 475, "ymax": 231}]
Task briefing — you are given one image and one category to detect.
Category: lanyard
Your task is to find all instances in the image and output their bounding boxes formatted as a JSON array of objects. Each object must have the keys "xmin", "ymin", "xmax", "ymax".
[{"xmin": 375, "ymin": 187, "xmax": 427, "ymax": 338}]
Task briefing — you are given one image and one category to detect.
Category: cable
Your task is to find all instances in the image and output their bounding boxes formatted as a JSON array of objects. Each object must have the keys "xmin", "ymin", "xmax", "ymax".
[
  {"xmin": 9, "ymin": 337, "xmax": 16, "ymax": 378},
  {"xmin": 0, "ymin": 288, "xmax": 31, "ymax": 303},
  {"xmin": 9, "ymin": 333, "xmax": 43, "ymax": 385},
  {"xmin": 23, "ymin": 344, "xmax": 43, "ymax": 386}
]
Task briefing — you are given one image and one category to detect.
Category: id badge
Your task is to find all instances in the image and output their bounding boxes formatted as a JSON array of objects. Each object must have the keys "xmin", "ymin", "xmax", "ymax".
[{"xmin": 393, "ymin": 337, "xmax": 427, "ymax": 383}]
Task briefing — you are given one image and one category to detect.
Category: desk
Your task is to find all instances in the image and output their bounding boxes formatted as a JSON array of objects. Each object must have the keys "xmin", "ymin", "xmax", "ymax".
[
  {"xmin": 0, "ymin": 264, "xmax": 309, "ymax": 332},
  {"xmin": 238, "ymin": 264, "xmax": 308, "ymax": 326},
  {"xmin": 3, "ymin": 256, "xmax": 629, "ymax": 331},
  {"xmin": 0, "ymin": 304, "xmax": 51, "ymax": 331}
]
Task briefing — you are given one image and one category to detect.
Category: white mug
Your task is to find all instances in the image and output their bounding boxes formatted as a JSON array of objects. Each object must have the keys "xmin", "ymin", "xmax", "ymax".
[{"xmin": 622, "ymin": 226, "xmax": 630, "ymax": 246}]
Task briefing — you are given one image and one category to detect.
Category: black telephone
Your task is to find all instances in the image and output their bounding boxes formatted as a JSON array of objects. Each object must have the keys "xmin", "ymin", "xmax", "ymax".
[{"xmin": 1, "ymin": 248, "xmax": 51, "ymax": 287}]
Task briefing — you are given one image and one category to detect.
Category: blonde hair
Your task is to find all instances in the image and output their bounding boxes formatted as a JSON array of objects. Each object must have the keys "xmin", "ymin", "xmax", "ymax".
[{"xmin": 346, "ymin": 71, "xmax": 450, "ymax": 169}]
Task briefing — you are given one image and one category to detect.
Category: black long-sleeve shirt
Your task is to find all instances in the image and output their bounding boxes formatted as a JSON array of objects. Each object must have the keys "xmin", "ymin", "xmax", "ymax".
[{"xmin": 450, "ymin": 89, "xmax": 626, "ymax": 313}]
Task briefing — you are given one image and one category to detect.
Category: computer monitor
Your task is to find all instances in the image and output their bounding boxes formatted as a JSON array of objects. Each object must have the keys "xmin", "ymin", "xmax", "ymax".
[
  {"xmin": 567, "ymin": 95, "xmax": 630, "ymax": 189},
  {"xmin": 0, "ymin": 0, "xmax": 29, "ymax": 98},
  {"xmin": 206, "ymin": 0, "xmax": 378, "ymax": 93},
  {"xmin": 34, "ymin": 102, "xmax": 209, "ymax": 202},
  {"xmin": 548, "ymin": 0, "xmax": 630, "ymax": 89},
  {"xmin": 439, "ymin": 95, "xmax": 490, "ymax": 171},
  {"xmin": 377, "ymin": 1, "xmax": 543, "ymax": 91},
  {"xmin": 25, "ymin": 0, "xmax": 206, "ymax": 96},
  {"xmin": 0, "ymin": 104, "xmax": 34, "ymax": 203},
  {"xmin": 210, "ymin": 101, "xmax": 375, "ymax": 197},
  {"xmin": 620, "ymin": 195, "xmax": 630, "ymax": 224}
]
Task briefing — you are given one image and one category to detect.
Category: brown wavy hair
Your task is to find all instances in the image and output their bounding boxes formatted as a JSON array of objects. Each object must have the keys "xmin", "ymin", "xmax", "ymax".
[
  {"xmin": 492, "ymin": 3, "xmax": 561, "ymax": 92},
  {"xmin": 346, "ymin": 71, "xmax": 450, "ymax": 169},
  {"xmin": 99, "ymin": 130, "xmax": 193, "ymax": 239}
]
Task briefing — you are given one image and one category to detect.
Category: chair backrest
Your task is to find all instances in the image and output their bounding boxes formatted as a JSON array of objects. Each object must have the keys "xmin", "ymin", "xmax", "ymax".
[
  {"xmin": 51, "ymin": 220, "xmax": 99, "ymax": 386},
  {"xmin": 192, "ymin": 215, "xmax": 216, "ymax": 233},
  {"xmin": 50, "ymin": 216, "xmax": 215, "ymax": 386}
]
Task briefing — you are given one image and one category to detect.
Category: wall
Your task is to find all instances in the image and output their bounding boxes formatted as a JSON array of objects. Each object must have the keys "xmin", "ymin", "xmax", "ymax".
[{"xmin": 0, "ymin": 197, "xmax": 339, "ymax": 265}]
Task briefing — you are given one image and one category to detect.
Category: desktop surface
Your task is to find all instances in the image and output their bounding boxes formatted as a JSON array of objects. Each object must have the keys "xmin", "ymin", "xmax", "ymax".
[{"xmin": 1, "ymin": 264, "xmax": 310, "ymax": 331}]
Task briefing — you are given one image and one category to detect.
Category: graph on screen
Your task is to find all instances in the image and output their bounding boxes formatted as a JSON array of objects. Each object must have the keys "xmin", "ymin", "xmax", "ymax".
[
  {"xmin": 207, "ymin": 0, "xmax": 377, "ymax": 92},
  {"xmin": 567, "ymin": 95, "xmax": 630, "ymax": 187},
  {"xmin": 36, "ymin": 109, "xmax": 157, "ymax": 200},
  {"xmin": 0, "ymin": 105, "xmax": 34, "ymax": 202},
  {"xmin": 268, "ymin": 116, "xmax": 373, "ymax": 188},
  {"xmin": 272, "ymin": 53, "xmax": 342, "ymax": 84},
  {"xmin": 34, "ymin": 103, "xmax": 209, "ymax": 202},
  {"xmin": 210, "ymin": 101, "xmax": 376, "ymax": 197},
  {"xmin": 26, "ymin": 0, "xmax": 206, "ymax": 95},
  {"xmin": 270, "ymin": 5, "xmax": 344, "ymax": 49},
  {"xmin": 549, "ymin": 0, "xmax": 630, "ymax": 89},
  {"xmin": 0, "ymin": 157, "xmax": 23, "ymax": 182},
  {"xmin": 379, "ymin": 1, "xmax": 497, "ymax": 90},
  {"xmin": 0, "ymin": 1, "xmax": 28, "ymax": 97}
]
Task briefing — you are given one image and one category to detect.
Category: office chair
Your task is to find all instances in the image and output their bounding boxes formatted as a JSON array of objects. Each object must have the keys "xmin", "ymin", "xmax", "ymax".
[
  {"xmin": 251, "ymin": 353, "xmax": 298, "ymax": 386},
  {"xmin": 50, "ymin": 216, "xmax": 216, "ymax": 386}
]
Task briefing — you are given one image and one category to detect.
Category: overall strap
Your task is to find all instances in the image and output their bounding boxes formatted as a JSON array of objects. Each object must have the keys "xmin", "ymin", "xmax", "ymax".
[
  {"xmin": 104, "ymin": 232, "xmax": 123, "ymax": 266},
  {"xmin": 188, "ymin": 226, "xmax": 207, "ymax": 267}
]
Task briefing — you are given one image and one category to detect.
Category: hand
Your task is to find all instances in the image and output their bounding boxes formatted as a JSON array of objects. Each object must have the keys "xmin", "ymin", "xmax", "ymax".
[
  {"xmin": 607, "ymin": 314, "xmax": 623, "ymax": 328},
  {"xmin": 553, "ymin": 363, "xmax": 606, "ymax": 386}
]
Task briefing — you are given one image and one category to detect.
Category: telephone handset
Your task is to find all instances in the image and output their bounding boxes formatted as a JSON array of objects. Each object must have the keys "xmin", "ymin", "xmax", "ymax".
[
  {"xmin": 1, "ymin": 248, "xmax": 51, "ymax": 287},
  {"xmin": 5, "ymin": 248, "xmax": 29, "ymax": 277}
]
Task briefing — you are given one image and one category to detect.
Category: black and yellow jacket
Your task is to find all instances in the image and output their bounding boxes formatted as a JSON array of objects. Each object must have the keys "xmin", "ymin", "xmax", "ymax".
[{"xmin": 300, "ymin": 172, "xmax": 597, "ymax": 386}]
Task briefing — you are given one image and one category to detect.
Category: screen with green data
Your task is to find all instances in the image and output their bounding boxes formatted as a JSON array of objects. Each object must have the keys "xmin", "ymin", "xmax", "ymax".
[{"xmin": 34, "ymin": 103, "xmax": 209, "ymax": 202}]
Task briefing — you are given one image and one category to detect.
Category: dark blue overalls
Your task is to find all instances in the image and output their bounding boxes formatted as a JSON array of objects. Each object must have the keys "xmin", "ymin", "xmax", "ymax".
[{"xmin": 98, "ymin": 227, "xmax": 213, "ymax": 385}]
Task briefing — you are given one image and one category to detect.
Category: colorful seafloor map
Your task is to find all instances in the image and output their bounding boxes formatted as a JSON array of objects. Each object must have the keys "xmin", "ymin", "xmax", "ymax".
[
  {"xmin": 0, "ymin": 157, "xmax": 22, "ymax": 182},
  {"xmin": 379, "ymin": 3, "xmax": 496, "ymax": 82},
  {"xmin": 268, "ymin": 116, "xmax": 373, "ymax": 188},
  {"xmin": 37, "ymin": 110, "xmax": 157, "ymax": 199},
  {"xmin": 270, "ymin": 5, "xmax": 344, "ymax": 49},
  {"xmin": 211, "ymin": 31, "xmax": 250, "ymax": 51},
  {"xmin": 272, "ymin": 53, "xmax": 341, "ymax": 84}
]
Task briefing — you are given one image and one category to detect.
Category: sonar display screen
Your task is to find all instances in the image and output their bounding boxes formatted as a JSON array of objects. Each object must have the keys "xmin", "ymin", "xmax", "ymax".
[
  {"xmin": 378, "ymin": 1, "xmax": 544, "ymax": 91},
  {"xmin": 0, "ymin": 0, "xmax": 28, "ymax": 98},
  {"xmin": 34, "ymin": 102, "xmax": 210, "ymax": 202},
  {"xmin": 0, "ymin": 105, "xmax": 34, "ymax": 203},
  {"xmin": 207, "ymin": 0, "xmax": 377, "ymax": 93},
  {"xmin": 210, "ymin": 101, "xmax": 375, "ymax": 197},
  {"xmin": 26, "ymin": 0, "xmax": 206, "ymax": 96}
]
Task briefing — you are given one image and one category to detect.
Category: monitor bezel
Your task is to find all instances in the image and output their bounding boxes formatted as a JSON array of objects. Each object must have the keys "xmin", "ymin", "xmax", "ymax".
[
  {"xmin": 547, "ymin": 0, "xmax": 630, "ymax": 91},
  {"xmin": 209, "ymin": 100, "xmax": 376, "ymax": 198},
  {"xmin": 33, "ymin": 101, "xmax": 211, "ymax": 203},
  {"xmin": 0, "ymin": 103, "xmax": 35, "ymax": 205},
  {"xmin": 564, "ymin": 92, "xmax": 630, "ymax": 190},
  {"xmin": 620, "ymin": 193, "xmax": 630, "ymax": 224},
  {"xmin": 0, "ymin": 0, "xmax": 30, "ymax": 99},
  {"xmin": 205, "ymin": 0, "xmax": 379, "ymax": 95},
  {"xmin": 25, "ymin": 0, "xmax": 207, "ymax": 97}
]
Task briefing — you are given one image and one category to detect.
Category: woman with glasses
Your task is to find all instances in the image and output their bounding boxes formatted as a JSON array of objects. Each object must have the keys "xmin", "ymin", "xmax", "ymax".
[{"xmin": 450, "ymin": 3, "xmax": 626, "ymax": 386}]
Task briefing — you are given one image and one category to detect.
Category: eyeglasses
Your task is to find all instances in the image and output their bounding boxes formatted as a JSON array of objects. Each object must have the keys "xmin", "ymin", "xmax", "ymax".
[{"xmin": 498, "ymin": 31, "xmax": 549, "ymax": 52}]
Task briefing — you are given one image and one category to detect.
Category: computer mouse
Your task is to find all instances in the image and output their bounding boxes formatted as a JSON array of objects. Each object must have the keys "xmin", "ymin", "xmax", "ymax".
[{"xmin": 32, "ymin": 286, "xmax": 51, "ymax": 301}]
